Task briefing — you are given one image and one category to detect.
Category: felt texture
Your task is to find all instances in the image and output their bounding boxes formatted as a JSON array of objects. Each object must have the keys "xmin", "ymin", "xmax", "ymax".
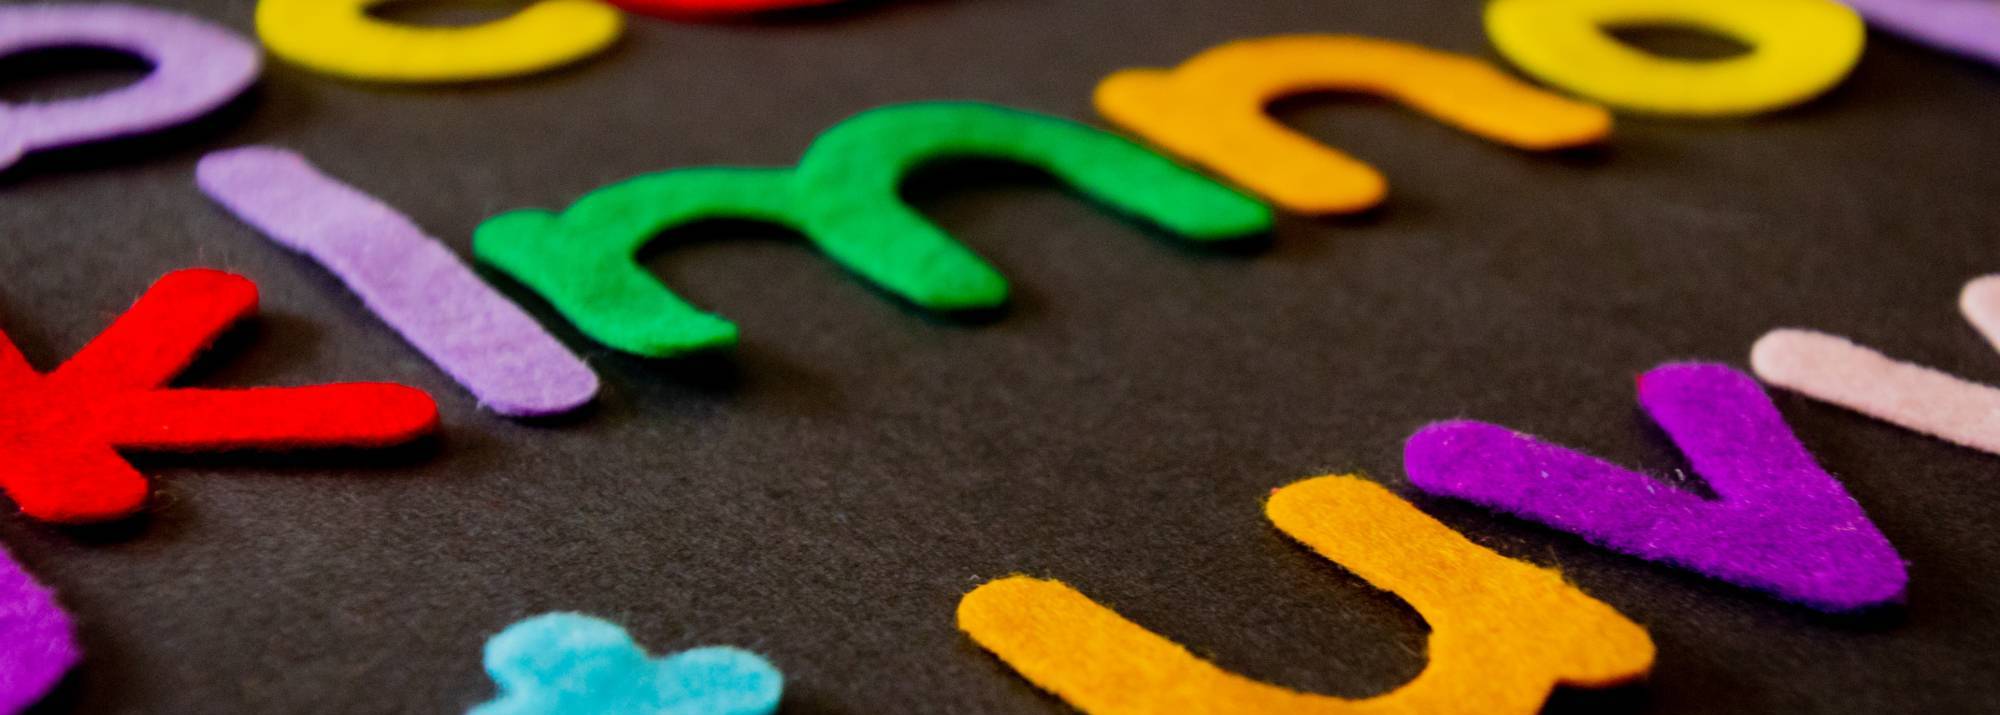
[
  {"xmin": 255, "ymin": 0, "xmax": 624, "ymax": 83},
  {"xmin": 1405, "ymin": 363, "xmax": 1906, "ymax": 613},
  {"xmin": 0, "ymin": 268, "xmax": 440, "ymax": 523},
  {"xmin": 1484, "ymin": 0, "xmax": 1866, "ymax": 117},
  {"xmin": 1095, "ymin": 34, "xmax": 1611, "ymax": 216},
  {"xmin": 0, "ymin": 544, "xmax": 77, "ymax": 715},
  {"xmin": 1752, "ymin": 327, "xmax": 2000, "ymax": 457},
  {"xmin": 474, "ymin": 613, "xmax": 781, "ymax": 715},
  {"xmin": 195, "ymin": 146, "xmax": 600, "ymax": 418},
  {"xmin": 476, "ymin": 101, "xmax": 1272, "ymax": 357},
  {"xmin": 14, "ymin": 0, "xmax": 2000, "ymax": 711},
  {"xmin": 1839, "ymin": 0, "xmax": 2000, "ymax": 68},
  {"xmin": 957, "ymin": 475, "xmax": 1654, "ymax": 715},
  {"xmin": 609, "ymin": 0, "xmax": 843, "ymax": 18},
  {"xmin": 1959, "ymin": 276, "xmax": 2000, "ymax": 357},
  {"xmin": 0, "ymin": 3, "xmax": 260, "ymax": 173}
]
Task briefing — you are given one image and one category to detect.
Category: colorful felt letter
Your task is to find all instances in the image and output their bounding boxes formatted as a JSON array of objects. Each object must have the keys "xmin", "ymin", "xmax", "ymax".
[
  {"xmin": 957, "ymin": 476, "xmax": 1654, "ymax": 715},
  {"xmin": 474, "ymin": 613, "xmax": 782, "ymax": 715},
  {"xmin": 1405, "ymin": 363, "xmax": 1905, "ymax": 613},
  {"xmin": 0, "ymin": 269, "xmax": 439, "ymax": 523},
  {"xmin": 1485, "ymin": 0, "xmax": 1865, "ymax": 117},
  {"xmin": 0, "ymin": 545, "xmax": 78, "ymax": 715},
  {"xmin": 256, "ymin": 0, "xmax": 623, "ymax": 83},
  {"xmin": 0, "ymin": 3, "xmax": 260, "ymax": 173},
  {"xmin": 196, "ymin": 146, "xmax": 600, "ymax": 418},
  {"xmin": 1838, "ymin": 0, "xmax": 2000, "ymax": 68},
  {"xmin": 1752, "ymin": 277, "xmax": 2000, "ymax": 456},
  {"xmin": 1095, "ymin": 35, "xmax": 1610, "ymax": 215},
  {"xmin": 476, "ymin": 101, "xmax": 1271, "ymax": 357}
]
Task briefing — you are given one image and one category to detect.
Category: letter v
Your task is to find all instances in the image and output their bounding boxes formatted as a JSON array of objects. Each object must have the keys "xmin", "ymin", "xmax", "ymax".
[{"xmin": 1405, "ymin": 363, "xmax": 1905, "ymax": 613}]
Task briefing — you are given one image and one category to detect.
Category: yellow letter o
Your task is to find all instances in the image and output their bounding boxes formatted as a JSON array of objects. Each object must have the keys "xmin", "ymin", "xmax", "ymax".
[{"xmin": 1486, "ymin": 0, "xmax": 1864, "ymax": 117}]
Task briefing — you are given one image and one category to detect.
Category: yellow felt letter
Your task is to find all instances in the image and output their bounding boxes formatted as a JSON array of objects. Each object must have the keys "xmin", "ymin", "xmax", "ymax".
[
  {"xmin": 257, "ymin": 0, "xmax": 623, "ymax": 84},
  {"xmin": 957, "ymin": 476, "xmax": 1655, "ymax": 715},
  {"xmin": 1095, "ymin": 35, "xmax": 1610, "ymax": 216},
  {"xmin": 1485, "ymin": 0, "xmax": 1865, "ymax": 117}
]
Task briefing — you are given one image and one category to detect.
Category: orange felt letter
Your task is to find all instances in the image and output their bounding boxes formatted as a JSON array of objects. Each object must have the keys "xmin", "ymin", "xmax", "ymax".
[
  {"xmin": 1095, "ymin": 35, "xmax": 1611, "ymax": 215},
  {"xmin": 957, "ymin": 476, "xmax": 1655, "ymax": 715}
]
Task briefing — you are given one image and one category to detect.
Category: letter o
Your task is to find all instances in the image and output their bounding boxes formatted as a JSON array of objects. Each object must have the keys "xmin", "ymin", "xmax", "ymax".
[{"xmin": 1486, "ymin": 0, "xmax": 1865, "ymax": 117}]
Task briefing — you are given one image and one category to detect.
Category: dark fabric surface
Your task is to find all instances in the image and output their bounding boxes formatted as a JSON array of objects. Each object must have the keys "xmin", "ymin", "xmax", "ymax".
[{"xmin": 2, "ymin": 0, "xmax": 1998, "ymax": 712}]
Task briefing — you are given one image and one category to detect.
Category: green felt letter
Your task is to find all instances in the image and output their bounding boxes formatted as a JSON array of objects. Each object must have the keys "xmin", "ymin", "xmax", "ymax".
[{"xmin": 475, "ymin": 101, "xmax": 1271, "ymax": 358}]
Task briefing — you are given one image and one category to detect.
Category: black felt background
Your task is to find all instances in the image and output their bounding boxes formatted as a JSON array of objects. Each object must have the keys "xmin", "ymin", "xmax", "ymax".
[{"xmin": 3, "ymin": 0, "xmax": 1999, "ymax": 712}]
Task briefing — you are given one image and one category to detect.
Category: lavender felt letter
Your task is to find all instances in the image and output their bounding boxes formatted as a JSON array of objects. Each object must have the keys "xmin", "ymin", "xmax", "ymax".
[
  {"xmin": 1841, "ymin": 0, "xmax": 2000, "ymax": 68},
  {"xmin": 197, "ymin": 146, "xmax": 600, "ymax": 418},
  {"xmin": 0, "ymin": 4, "xmax": 260, "ymax": 172}
]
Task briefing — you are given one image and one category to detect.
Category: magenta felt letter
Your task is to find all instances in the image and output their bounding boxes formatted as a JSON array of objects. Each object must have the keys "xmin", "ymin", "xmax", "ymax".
[{"xmin": 1405, "ymin": 363, "xmax": 1906, "ymax": 613}]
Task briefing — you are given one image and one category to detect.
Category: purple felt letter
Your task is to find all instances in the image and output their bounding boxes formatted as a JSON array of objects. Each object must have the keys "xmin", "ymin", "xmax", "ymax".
[
  {"xmin": 1404, "ymin": 363, "xmax": 1905, "ymax": 613},
  {"xmin": 0, "ymin": 4, "xmax": 260, "ymax": 172},
  {"xmin": 0, "ymin": 544, "xmax": 79, "ymax": 714},
  {"xmin": 197, "ymin": 146, "xmax": 600, "ymax": 418},
  {"xmin": 1841, "ymin": 0, "xmax": 2000, "ymax": 68}
]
